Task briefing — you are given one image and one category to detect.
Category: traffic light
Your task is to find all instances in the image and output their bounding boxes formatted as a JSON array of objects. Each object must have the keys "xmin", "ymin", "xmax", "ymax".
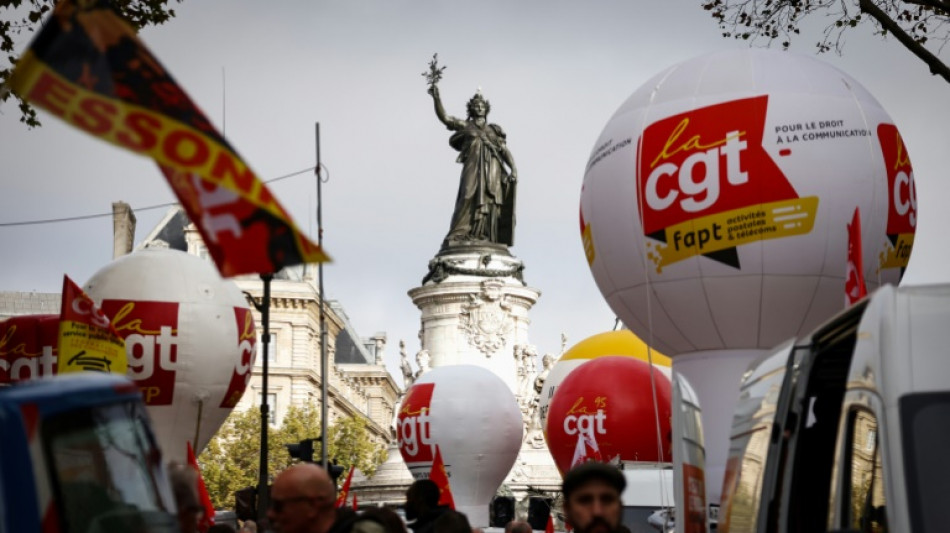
[
  {"xmin": 328, "ymin": 461, "xmax": 345, "ymax": 484},
  {"xmin": 286, "ymin": 438, "xmax": 315, "ymax": 463},
  {"xmin": 235, "ymin": 486, "xmax": 259, "ymax": 520}
]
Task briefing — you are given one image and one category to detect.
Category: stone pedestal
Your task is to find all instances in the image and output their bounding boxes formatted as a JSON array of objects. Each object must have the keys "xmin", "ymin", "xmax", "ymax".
[
  {"xmin": 409, "ymin": 250, "xmax": 540, "ymax": 393},
  {"xmin": 350, "ymin": 443, "xmax": 416, "ymax": 507},
  {"xmin": 354, "ymin": 246, "xmax": 563, "ymax": 521}
]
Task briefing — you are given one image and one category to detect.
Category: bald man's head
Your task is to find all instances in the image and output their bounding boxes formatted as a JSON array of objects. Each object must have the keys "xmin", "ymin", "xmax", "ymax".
[{"xmin": 268, "ymin": 464, "xmax": 337, "ymax": 533}]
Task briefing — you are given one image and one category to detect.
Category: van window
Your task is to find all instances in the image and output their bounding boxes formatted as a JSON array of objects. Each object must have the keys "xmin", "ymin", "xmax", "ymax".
[
  {"xmin": 842, "ymin": 408, "xmax": 886, "ymax": 533},
  {"xmin": 41, "ymin": 401, "xmax": 177, "ymax": 533},
  {"xmin": 901, "ymin": 392, "xmax": 950, "ymax": 533}
]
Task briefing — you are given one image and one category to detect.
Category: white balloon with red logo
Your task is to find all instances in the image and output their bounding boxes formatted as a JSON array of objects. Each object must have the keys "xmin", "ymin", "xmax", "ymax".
[
  {"xmin": 84, "ymin": 248, "xmax": 256, "ymax": 462},
  {"xmin": 579, "ymin": 49, "xmax": 917, "ymax": 505},
  {"xmin": 397, "ymin": 365, "xmax": 522, "ymax": 528}
]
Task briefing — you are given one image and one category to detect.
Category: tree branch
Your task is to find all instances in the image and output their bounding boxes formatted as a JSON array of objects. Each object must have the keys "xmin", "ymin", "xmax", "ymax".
[
  {"xmin": 903, "ymin": 0, "xmax": 950, "ymax": 15},
  {"xmin": 859, "ymin": 0, "xmax": 950, "ymax": 83}
]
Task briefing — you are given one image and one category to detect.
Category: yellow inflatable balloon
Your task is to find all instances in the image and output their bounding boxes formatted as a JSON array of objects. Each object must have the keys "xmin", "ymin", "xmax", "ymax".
[{"xmin": 560, "ymin": 330, "xmax": 671, "ymax": 366}]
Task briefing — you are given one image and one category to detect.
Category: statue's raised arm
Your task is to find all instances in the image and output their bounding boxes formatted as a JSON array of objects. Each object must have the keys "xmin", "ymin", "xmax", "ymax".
[{"xmin": 428, "ymin": 84, "xmax": 460, "ymax": 129}]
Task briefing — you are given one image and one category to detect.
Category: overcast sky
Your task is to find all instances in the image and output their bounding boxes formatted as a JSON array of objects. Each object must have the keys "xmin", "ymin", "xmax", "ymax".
[{"xmin": 2, "ymin": 1, "xmax": 948, "ymax": 385}]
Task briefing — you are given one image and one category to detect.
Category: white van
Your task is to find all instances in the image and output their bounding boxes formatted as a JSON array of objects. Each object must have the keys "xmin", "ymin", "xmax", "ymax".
[
  {"xmin": 620, "ymin": 463, "xmax": 674, "ymax": 533},
  {"xmin": 719, "ymin": 283, "xmax": 950, "ymax": 533}
]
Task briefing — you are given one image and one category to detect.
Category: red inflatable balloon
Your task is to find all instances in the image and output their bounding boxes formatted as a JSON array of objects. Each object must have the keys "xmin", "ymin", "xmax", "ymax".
[{"xmin": 546, "ymin": 355, "xmax": 672, "ymax": 475}]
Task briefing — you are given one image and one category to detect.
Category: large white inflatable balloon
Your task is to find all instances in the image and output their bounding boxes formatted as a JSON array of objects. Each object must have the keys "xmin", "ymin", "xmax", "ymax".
[
  {"xmin": 397, "ymin": 365, "xmax": 522, "ymax": 528},
  {"xmin": 580, "ymin": 49, "xmax": 916, "ymax": 507},
  {"xmin": 84, "ymin": 249, "xmax": 256, "ymax": 462}
]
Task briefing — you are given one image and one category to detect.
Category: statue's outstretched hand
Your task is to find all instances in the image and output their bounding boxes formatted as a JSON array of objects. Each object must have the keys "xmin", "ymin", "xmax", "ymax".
[{"xmin": 428, "ymin": 85, "xmax": 439, "ymax": 98}]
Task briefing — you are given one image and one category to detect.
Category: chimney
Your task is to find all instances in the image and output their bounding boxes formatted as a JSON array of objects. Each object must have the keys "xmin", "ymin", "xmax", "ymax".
[{"xmin": 112, "ymin": 201, "xmax": 137, "ymax": 258}]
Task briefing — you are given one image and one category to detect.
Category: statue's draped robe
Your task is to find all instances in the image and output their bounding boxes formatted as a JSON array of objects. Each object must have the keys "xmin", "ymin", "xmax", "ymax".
[{"xmin": 444, "ymin": 119, "xmax": 515, "ymax": 246}]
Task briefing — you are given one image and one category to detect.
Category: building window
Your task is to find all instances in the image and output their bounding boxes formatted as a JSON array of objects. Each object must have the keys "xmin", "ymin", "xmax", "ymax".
[
  {"xmin": 259, "ymin": 392, "xmax": 277, "ymax": 424},
  {"xmin": 257, "ymin": 333, "xmax": 276, "ymax": 365}
]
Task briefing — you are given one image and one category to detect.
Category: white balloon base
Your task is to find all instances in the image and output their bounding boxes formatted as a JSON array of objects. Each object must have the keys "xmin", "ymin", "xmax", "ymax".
[
  {"xmin": 671, "ymin": 349, "xmax": 765, "ymax": 508},
  {"xmin": 458, "ymin": 505, "xmax": 489, "ymax": 530}
]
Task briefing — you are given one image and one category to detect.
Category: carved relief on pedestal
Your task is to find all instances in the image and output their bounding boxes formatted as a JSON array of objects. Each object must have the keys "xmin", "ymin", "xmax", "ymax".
[{"xmin": 459, "ymin": 279, "xmax": 514, "ymax": 358}]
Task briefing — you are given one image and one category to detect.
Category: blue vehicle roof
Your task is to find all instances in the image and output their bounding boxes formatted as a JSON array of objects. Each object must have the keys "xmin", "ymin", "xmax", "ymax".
[{"xmin": 0, "ymin": 372, "xmax": 142, "ymax": 417}]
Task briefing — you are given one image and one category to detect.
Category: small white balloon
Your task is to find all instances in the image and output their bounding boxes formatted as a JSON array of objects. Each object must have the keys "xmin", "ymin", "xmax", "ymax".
[{"xmin": 397, "ymin": 365, "xmax": 522, "ymax": 528}]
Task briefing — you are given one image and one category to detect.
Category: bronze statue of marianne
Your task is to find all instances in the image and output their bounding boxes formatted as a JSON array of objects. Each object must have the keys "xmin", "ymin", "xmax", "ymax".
[{"xmin": 427, "ymin": 80, "xmax": 518, "ymax": 248}]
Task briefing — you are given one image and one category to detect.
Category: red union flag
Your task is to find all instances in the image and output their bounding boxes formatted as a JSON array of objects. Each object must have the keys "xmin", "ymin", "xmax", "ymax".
[
  {"xmin": 430, "ymin": 445, "xmax": 455, "ymax": 510},
  {"xmin": 57, "ymin": 275, "xmax": 127, "ymax": 375},
  {"xmin": 8, "ymin": 0, "xmax": 328, "ymax": 277},
  {"xmin": 845, "ymin": 207, "xmax": 867, "ymax": 307},
  {"xmin": 335, "ymin": 466, "xmax": 355, "ymax": 508}
]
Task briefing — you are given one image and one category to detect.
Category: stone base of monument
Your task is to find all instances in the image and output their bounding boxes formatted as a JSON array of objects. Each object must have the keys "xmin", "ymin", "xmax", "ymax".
[
  {"xmin": 410, "ymin": 249, "xmax": 540, "ymax": 394},
  {"xmin": 350, "ymin": 442, "xmax": 417, "ymax": 507},
  {"xmin": 353, "ymin": 246, "xmax": 563, "ymax": 522}
]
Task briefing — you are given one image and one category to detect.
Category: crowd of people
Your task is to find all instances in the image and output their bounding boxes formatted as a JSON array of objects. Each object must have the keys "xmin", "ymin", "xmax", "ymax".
[{"xmin": 171, "ymin": 461, "xmax": 629, "ymax": 533}]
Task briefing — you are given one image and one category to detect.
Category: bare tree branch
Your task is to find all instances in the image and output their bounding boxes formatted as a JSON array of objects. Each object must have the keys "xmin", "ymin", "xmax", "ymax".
[
  {"xmin": 903, "ymin": 0, "xmax": 950, "ymax": 14},
  {"xmin": 859, "ymin": 0, "xmax": 950, "ymax": 82}
]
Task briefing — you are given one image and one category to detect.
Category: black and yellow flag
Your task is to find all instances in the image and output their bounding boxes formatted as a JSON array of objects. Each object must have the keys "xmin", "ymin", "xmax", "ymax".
[{"xmin": 9, "ymin": 0, "xmax": 328, "ymax": 277}]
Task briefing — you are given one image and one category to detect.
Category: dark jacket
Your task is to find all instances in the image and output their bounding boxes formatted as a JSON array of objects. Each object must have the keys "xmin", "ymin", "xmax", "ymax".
[{"xmin": 407, "ymin": 506, "xmax": 450, "ymax": 533}]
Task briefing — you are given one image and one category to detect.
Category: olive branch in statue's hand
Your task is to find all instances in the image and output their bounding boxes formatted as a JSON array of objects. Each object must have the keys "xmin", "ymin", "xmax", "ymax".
[{"xmin": 423, "ymin": 53, "xmax": 446, "ymax": 92}]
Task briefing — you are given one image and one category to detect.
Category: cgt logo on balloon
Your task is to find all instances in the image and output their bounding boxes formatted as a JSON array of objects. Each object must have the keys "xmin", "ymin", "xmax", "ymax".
[
  {"xmin": 102, "ymin": 300, "xmax": 179, "ymax": 405},
  {"xmin": 636, "ymin": 95, "xmax": 817, "ymax": 271},
  {"xmin": 220, "ymin": 307, "xmax": 257, "ymax": 408},
  {"xmin": 0, "ymin": 315, "xmax": 59, "ymax": 382},
  {"xmin": 398, "ymin": 382, "xmax": 437, "ymax": 476},
  {"xmin": 878, "ymin": 124, "xmax": 916, "ymax": 273}
]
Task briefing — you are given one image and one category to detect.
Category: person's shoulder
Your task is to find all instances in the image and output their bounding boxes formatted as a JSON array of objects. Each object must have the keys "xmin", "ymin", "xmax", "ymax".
[{"xmin": 488, "ymin": 123, "xmax": 507, "ymax": 138}]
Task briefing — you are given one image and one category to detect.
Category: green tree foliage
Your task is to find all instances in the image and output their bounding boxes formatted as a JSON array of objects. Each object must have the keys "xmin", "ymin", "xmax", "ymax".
[
  {"xmin": 702, "ymin": 0, "xmax": 950, "ymax": 83},
  {"xmin": 198, "ymin": 404, "xmax": 388, "ymax": 510},
  {"xmin": 1, "ymin": 0, "xmax": 183, "ymax": 127}
]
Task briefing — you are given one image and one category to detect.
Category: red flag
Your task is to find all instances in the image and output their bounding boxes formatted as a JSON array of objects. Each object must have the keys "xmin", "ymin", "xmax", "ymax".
[
  {"xmin": 57, "ymin": 275, "xmax": 127, "ymax": 375},
  {"xmin": 352, "ymin": 493, "xmax": 358, "ymax": 511},
  {"xmin": 8, "ymin": 1, "xmax": 329, "ymax": 277},
  {"xmin": 335, "ymin": 466, "xmax": 355, "ymax": 508},
  {"xmin": 570, "ymin": 430, "xmax": 603, "ymax": 470},
  {"xmin": 430, "ymin": 446, "xmax": 456, "ymax": 510},
  {"xmin": 187, "ymin": 442, "xmax": 215, "ymax": 532},
  {"xmin": 845, "ymin": 207, "xmax": 868, "ymax": 306},
  {"xmin": 546, "ymin": 513, "xmax": 555, "ymax": 533}
]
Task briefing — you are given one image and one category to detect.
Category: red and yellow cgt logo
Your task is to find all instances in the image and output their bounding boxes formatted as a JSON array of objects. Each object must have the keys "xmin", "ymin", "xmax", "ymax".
[
  {"xmin": 878, "ymin": 124, "xmax": 916, "ymax": 271},
  {"xmin": 637, "ymin": 96, "xmax": 817, "ymax": 270}
]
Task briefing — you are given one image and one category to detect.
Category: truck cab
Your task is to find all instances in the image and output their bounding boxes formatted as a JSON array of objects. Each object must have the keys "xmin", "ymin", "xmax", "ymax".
[
  {"xmin": 0, "ymin": 372, "xmax": 178, "ymax": 533},
  {"xmin": 719, "ymin": 284, "xmax": 950, "ymax": 533}
]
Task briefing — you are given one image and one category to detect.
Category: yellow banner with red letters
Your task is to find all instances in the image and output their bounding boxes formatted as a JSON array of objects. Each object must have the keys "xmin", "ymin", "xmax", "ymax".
[
  {"xmin": 57, "ymin": 275, "xmax": 127, "ymax": 375},
  {"xmin": 9, "ymin": 0, "xmax": 328, "ymax": 277}
]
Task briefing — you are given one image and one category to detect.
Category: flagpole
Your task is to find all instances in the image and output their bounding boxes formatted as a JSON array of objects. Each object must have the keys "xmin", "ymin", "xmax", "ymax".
[
  {"xmin": 316, "ymin": 122, "xmax": 329, "ymax": 469},
  {"xmin": 257, "ymin": 272, "xmax": 273, "ymax": 523}
]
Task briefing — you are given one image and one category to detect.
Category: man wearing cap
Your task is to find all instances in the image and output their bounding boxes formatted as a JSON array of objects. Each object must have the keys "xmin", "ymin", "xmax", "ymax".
[{"xmin": 561, "ymin": 462, "xmax": 626, "ymax": 533}]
